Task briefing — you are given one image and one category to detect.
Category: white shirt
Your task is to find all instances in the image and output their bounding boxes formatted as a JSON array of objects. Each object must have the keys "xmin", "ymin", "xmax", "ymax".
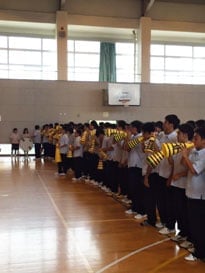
[
  {"xmin": 158, "ymin": 130, "xmax": 178, "ymax": 178},
  {"xmin": 186, "ymin": 148, "xmax": 205, "ymax": 200},
  {"xmin": 171, "ymin": 153, "xmax": 188, "ymax": 189},
  {"xmin": 73, "ymin": 135, "xmax": 83, "ymax": 157},
  {"xmin": 59, "ymin": 133, "xmax": 69, "ymax": 154},
  {"xmin": 128, "ymin": 133, "xmax": 144, "ymax": 168}
]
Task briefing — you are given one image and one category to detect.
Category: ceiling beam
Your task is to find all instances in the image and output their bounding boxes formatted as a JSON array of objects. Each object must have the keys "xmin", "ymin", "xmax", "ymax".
[
  {"xmin": 142, "ymin": 0, "xmax": 156, "ymax": 16},
  {"xmin": 58, "ymin": 0, "xmax": 66, "ymax": 10}
]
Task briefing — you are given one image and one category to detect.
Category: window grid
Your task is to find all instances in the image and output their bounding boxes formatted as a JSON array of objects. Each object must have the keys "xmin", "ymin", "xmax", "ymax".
[
  {"xmin": 67, "ymin": 40, "xmax": 139, "ymax": 82},
  {"xmin": 0, "ymin": 35, "xmax": 57, "ymax": 80},
  {"xmin": 151, "ymin": 44, "xmax": 205, "ymax": 84}
]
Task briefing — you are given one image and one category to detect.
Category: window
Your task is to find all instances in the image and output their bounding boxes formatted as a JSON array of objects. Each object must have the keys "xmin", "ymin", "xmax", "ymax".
[
  {"xmin": 67, "ymin": 40, "xmax": 100, "ymax": 81},
  {"xmin": 67, "ymin": 40, "xmax": 139, "ymax": 82},
  {"xmin": 151, "ymin": 44, "xmax": 205, "ymax": 84},
  {"xmin": 116, "ymin": 43, "xmax": 139, "ymax": 82},
  {"xmin": 0, "ymin": 36, "xmax": 57, "ymax": 80}
]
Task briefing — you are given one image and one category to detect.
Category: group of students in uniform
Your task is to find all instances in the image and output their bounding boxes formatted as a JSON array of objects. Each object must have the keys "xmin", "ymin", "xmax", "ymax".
[
  {"xmin": 10, "ymin": 116, "xmax": 205, "ymax": 262},
  {"xmin": 46, "ymin": 115, "xmax": 205, "ymax": 263}
]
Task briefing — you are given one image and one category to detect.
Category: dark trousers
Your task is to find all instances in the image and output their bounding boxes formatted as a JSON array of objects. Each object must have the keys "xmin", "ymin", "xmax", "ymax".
[
  {"xmin": 118, "ymin": 166, "xmax": 128, "ymax": 196},
  {"xmin": 82, "ymin": 151, "xmax": 90, "ymax": 177},
  {"xmin": 43, "ymin": 142, "xmax": 49, "ymax": 158},
  {"xmin": 172, "ymin": 187, "xmax": 189, "ymax": 237},
  {"xmin": 104, "ymin": 160, "xmax": 113, "ymax": 189},
  {"xmin": 165, "ymin": 186, "xmax": 177, "ymax": 230},
  {"xmin": 34, "ymin": 143, "xmax": 41, "ymax": 158},
  {"xmin": 48, "ymin": 143, "xmax": 55, "ymax": 158},
  {"xmin": 144, "ymin": 173, "xmax": 158, "ymax": 225},
  {"xmin": 155, "ymin": 174, "xmax": 168, "ymax": 225},
  {"xmin": 73, "ymin": 157, "xmax": 83, "ymax": 179},
  {"xmin": 95, "ymin": 159, "xmax": 106, "ymax": 184},
  {"xmin": 66, "ymin": 157, "xmax": 74, "ymax": 171},
  {"xmin": 87, "ymin": 152, "xmax": 99, "ymax": 181},
  {"xmin": 110, "ymin": 161, "xmax": 119, "ymax": 193},
  {"xmin": 128, "ymin": 167, "xmax": 145, "ymax": 214},
  {"xmin": 58, "ymin": 153, "xmax": 67, "ymax": 174},
  {"xmin": 187, "ymin": 198, "xmax": 205, "ymax": 259}
]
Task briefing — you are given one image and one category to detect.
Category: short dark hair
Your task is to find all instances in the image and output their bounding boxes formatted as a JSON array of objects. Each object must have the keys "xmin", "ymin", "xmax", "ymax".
[
  {"xmin": 194, "ymin": 126, "xmax": 205, "ymax": 140},
  {"xmin": 155, "ymin": 121, "xmax": 163, "ymax": 130},
  {"xmin": 117, "ymin": 120, "xmax": 126, "ymax": 130},
  {"xmin": 90, "ymin": 120, "xmax": 98, "ymax": 129},
  {"xmin": 96, "ymin": 128, "xmax": 105, "ymax": 137},
  {"xmin": 178, "ymin": 123, "xmax": 194, "ymax": 141},
  {"xmin": 195, "ymin": 119, "xmax": 205, "ymax": 129},
  {"xmin": 76, "ymin": 128, "xmax": 82, "ymax": 136},
  {"xmin": 142, "ymin": 122, "xmax": 155, "ymax": 134},
  {"xmin": 130, "ymin": 120, "xmax": 143, "ymax": 132},
  {"xmin": 165, "ymin": 114, "xmax": 180, "ymax": 129},
  {"xmin": 186, "ymin": 120, "xmax": 196, "ymax": 130}
]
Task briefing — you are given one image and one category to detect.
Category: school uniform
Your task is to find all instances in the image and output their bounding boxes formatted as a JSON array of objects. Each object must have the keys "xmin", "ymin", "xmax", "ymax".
[
  {"xmin": 127, "ymin": 133, "xmax": 145, "ymax": 215},
  {"xmin": 111, "ymin": 140, "xmax": 123, "ymax": 194},
  {"xmin": 142, "ymin": 139, "xmax": 160, "ymax": 226},
  {"xmin": 10, "ymin": 132, "xmax": 20, "ymax": 155},
  {"xmin": 73, "ymin": 135, "xmax": 83, "ymax": 179},
  {"xmin": 33, "ymin": 129, "xmax": 42, "ymax": 159},
  {"xmin": 104, "ymin": 136, "xmax": 114, "ymax": 191},
  {"xmin": 118, "ymin": 143, "xmax": 128, "ymax": 196},
  {"xmin": 156, "ymin": 130, "xmax": 178, "ymax": 226},
  {"xmin": 186, "ymin": 148, "xmax": 205, "ymax": 259},
  {"xmin": 58, "ymin": 133, "xmax": 69, "ymax": 174},
  {"xmin": 168, "ymin": 153, "xmax": 189, "ymax": 237}
]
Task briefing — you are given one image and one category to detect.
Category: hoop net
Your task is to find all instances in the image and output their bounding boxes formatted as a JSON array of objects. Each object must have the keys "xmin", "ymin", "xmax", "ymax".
[{"xmin": 118, "ymin": 99, "xmax": 130, "ymax": 107}]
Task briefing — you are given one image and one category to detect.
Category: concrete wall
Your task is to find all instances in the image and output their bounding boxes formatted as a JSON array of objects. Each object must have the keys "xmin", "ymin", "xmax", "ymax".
[{"xmin": 0, "ymin": 79, "xmax": 205, "ymax": 143}]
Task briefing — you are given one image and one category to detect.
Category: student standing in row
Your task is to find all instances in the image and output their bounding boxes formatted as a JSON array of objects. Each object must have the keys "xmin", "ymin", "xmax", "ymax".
[
  {"xmin": 182, "ymin": 126, "xmax": 205, "ymax": 262},
  {"xmin": 168, "ymin": 123, "xmax": 194, "ymax": 244},
  {"xmin": 58, "ymin": 126, "xmax": 69, "ymax": 175},
  {"xmin": 10, "ymin": 128, "xmax": 21, "ymax": 156},
  {"xmin": 157, "ymin": 114, "xmax": 180, "ymax": 233},
  {"xmin": 33, "ymin": 125, "xmax": 42, "ymax": 160}
]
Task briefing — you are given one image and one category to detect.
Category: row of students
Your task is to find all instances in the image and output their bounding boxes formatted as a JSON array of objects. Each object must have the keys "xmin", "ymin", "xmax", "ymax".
[
  {"xmin": 62, "ymin": 116, "xmax": 205, "ymax": 263},
  {"xmin": 10, "ymin": 117, "xmax": 205, "ymax": 262}
]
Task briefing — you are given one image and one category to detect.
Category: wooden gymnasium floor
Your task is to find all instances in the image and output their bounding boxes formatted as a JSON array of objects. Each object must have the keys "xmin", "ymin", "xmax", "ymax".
[{"xmin": 0, "ymin": 156, "xmax": 205, "ymax": 273}]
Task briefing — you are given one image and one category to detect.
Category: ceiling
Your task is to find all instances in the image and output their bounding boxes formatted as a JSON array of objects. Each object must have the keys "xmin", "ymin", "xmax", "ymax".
[
  {"xmin": 1, "ymin": 20, "xmax": 205, "ymax": 44},
  {"xmin": 0, "ymin": 0, "xmax": 205, "ymax": 42},
  {"xmin": 158, "ymin": 0, "xmax": 205, "ymax": 3}
]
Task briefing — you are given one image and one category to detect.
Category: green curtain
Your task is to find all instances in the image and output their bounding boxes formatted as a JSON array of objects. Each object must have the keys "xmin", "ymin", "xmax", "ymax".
[{"xmin": 99, "ymin": 42, "xmax": 116, "ymax": 82}]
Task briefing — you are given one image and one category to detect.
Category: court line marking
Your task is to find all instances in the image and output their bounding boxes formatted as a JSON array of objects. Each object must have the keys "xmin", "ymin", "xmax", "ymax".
[
  {"xmin": 96, "ymin": 238, "xmax": 170, "ymax": 273},
  {"xmin": 36, "ymin": 171, "xmax": 174, "ymax": 273},
  {"xmin": 148, "ymin": 250, "xmax": 187, "ymax": 273},
  {"xmin": 36, "ymin": 171, "xmax": 94, "ymax": 273}
]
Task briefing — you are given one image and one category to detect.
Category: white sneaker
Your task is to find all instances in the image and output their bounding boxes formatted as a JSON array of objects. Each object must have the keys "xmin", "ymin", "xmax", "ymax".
[
  {"xmin": 171, "ymin": 235, "xmax": 187, "ymax": 242},
  {"xmin": 59, "ymin": 173, "xmax": 66, "ymax": 176},
  {"xmin": 188, "ymin": 247, "xmax": 195, "ymax": 253},
  {"xmin": 159, "ymin": 227, "xmax": 175, "ymax": 235},
  {"xmin": 72, "ymin": 177, "xmax": 77, "ymax": 182},
  {"xmin": 180, "ymin": 240, "xmax": 193, "ymax": 249},
  {"xmin": 125, "ymin": 209, "xmax": 135, "ymax": 215},
  {"xmin": 134, "ymin": 214, "xmax": 147, "ymax": 220},
  {"xmin": 155, "ymin": 222, "xmax": 164, "ymax": 229},
  {"xmin": 184, "ymin": 254, "xmax": 197, "ymax": 261},
  {"xmin": 122, "ymin": 198, "xmax": 131, "ymax": 204}
]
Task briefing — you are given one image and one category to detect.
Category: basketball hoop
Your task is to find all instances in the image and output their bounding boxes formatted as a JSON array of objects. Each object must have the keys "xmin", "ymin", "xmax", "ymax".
[{"xmin": 118, "ymin": 99, "xmax": 130, "ymax": 107}]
